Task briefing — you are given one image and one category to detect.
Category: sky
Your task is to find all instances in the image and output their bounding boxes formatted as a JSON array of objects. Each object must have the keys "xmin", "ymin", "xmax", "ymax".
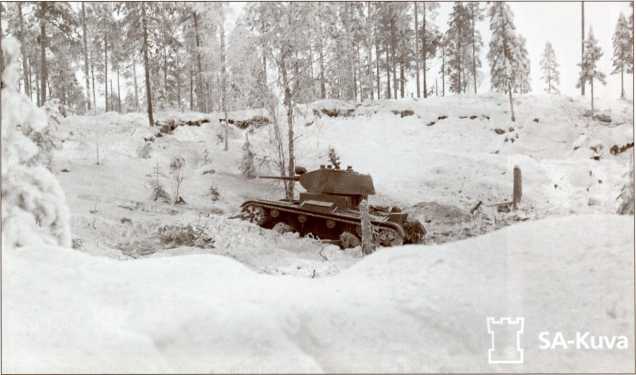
[{"xmin": 225, "ymin": 2, "xmax": 633, "ymax": 100}]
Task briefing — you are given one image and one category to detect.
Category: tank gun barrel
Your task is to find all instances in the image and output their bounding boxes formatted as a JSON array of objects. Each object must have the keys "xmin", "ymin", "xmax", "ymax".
[{"xmin": 258, "ymin": 175, "xmax": 300, "ymax": 181}]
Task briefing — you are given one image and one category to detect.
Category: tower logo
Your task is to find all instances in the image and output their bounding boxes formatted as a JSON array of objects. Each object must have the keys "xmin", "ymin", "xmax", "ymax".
[{"xmin": 486, "ymin": 317, "xmax": 525, "ymax": 364}]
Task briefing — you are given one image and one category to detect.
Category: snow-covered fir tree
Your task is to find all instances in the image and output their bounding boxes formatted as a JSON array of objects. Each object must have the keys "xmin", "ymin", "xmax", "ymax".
[
  {"xmin": 611, "ymin": 12, "xmax": 633, "ymax": 99},
  {"xmin": 540, "ymin": 41, "xmax": 560, "ymax": 94},
  {"xmin": 1, "ymin": 37, "xmax": 71, "ymax": 248},
  {"xmin": 513, "ymin": 35, "xmax": 531, "ymax": 94},
  {"xmin": 487, "ymin": 2, "xmax": 521, "ymax": 121},
  {"xmin": 577, "ymin": 27, "xmax": 606, "ymax": 112}
]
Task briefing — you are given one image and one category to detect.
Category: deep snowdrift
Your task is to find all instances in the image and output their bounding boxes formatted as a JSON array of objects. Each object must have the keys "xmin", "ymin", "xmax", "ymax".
[{"xmin": 3, "ymin": 215, "xmax": 633, "ymax": 373}]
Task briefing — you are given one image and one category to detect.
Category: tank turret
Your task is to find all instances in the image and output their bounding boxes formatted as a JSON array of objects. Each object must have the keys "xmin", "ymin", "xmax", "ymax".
[{"xmin": 259, "ymin": 165, "xmax": 375, "ymax": 210}]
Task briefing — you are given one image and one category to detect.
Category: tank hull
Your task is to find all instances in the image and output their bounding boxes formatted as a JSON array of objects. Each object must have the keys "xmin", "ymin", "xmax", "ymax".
[{"xmin": 240, "ymin": 199, "xmax": 425, "ymax": 247}]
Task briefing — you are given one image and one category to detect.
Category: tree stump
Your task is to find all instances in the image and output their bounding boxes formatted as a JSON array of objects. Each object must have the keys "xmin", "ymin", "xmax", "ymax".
[{"xmin": 513, "ymin": 166, "xmax": 522, "ymax": 209}]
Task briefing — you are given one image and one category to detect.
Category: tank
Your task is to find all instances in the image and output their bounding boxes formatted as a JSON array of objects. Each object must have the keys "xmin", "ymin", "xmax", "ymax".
[{"xmin": 239, "ymin": 165, "xmax": 426, "ymax": 247}]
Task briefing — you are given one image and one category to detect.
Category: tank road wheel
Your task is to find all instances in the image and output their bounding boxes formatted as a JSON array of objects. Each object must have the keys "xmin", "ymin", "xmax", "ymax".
[
  {"xmin": 241, "ymin": 205, "xmax": 268, "ymax": 226},
  {"xmin": 374, "ymin": 227, "xmax": 404, "ymax": 247},
  {"xmin": 273, "ymin": 222, "xmax": 294, "ymax": 234},
  {"xmin": 340, "ymin": 231, "xmax": 361, "ymax": 249}
]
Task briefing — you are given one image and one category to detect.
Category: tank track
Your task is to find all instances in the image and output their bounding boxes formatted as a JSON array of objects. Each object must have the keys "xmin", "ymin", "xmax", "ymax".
[{"xmin": 240, "ymin": 199, "xmax": 408, "ymax": 247}]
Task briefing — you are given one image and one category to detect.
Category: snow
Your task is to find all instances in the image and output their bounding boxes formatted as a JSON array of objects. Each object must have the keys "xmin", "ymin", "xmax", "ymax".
[
  {"xmin": 2, "ymin": 38, "xmax": 633, "ymax": 371},
  {"xmin": 3, "ymin": 215, "xmax": 633, "ymax": 373}
]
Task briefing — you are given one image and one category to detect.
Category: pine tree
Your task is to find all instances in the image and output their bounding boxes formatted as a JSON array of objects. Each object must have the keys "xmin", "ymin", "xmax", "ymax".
[
  {"xmin": 577, "ymin": 27, "xmax": 606, "ymax": 113},
  {"xmin": 466, "ymin": 2, "xmax": 484, "ymax": 94},
  {"xmin": 487, "ymin": 2, "xmax": 520, "ymax": 121},
  {"xmin": 611, "ymin": 12, "xmax": 633, "ymax": 99},
  {"xmin": 540, "ymin": 42, "xmax": 560, "ymax": 94},
  {"xmin": 421, "ymin": 2, "xmax": 440, "ymax": 98},
  {"xmin": 446, "ymin": 2, "xmax": 470, "ymax": 94}
]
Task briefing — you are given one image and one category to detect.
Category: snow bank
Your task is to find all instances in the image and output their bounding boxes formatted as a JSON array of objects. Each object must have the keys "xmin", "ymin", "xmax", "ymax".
[
  {"xmin": 3, "ymin": 215, "xmax": 633, "ymax": 373},
  {"xmin": 1, "ymin": 38, "xmax": 71, "ymax": 248}
]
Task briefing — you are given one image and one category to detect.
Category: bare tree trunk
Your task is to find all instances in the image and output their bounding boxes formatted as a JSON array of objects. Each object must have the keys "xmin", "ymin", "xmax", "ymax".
[
  {"xmin": 116, "ymin": 67, "xmax": 121, "ymax": 112},
  {"xmin": 91, "ymin": 63, "xmax": 96, "ymax": 113},
  {"xmin": 142, "ymin": 2, "xmax": 154, "ymax": 126},
  {"xmin": 18, "ymin": 3, "xmax": 31, "ymax": 98},
  {"xmin": 470, "ymin": 4, "xmax": 477, "ymax": 94},
  {"xmin": 318, "ymin": 33, "xmax": 326, "ymax": 98},
  {"xmin": 367, "ymin": 2, "xmax": 374, "ymax": 101},
  {"xmin": 414, "ymin": 2, "xmax": 420, "ymax": 98},
  {"xmin": 189, "ymin": 62, "xmax": 194, "ymax": 111},
  {"xmin": 354, "ymin": 43, "xmax": 359, "ymax": 102},
  {"xmin": 0, "ymin": 5, "xmax": 4, "ymax": 83},
  {"xmin": 132, "ymin": 56, "xmax": 139, "ymax": 111},
  {"xmin": 375, "ymin": 34, "xmax": 381, "ymax": 100},
  {"xmin": 81, "ymin": 2, "xmax": 90, "ymax": 111},
  {"xmin": 508, "ymin": 81, "xmax": 515, "ymax": 121},
  {"xmin": 176, "ymin": 56, "xmax": 181, "ymax": 110},
  {"xmin": 193, "ymin": 11, "xmax": 205, "ymax": 112},
  {"xmin": 39, "ymin": 2, "xmax": 48, "ymax": 105},
  {"xmin": 385, "ymin": 41, "xmax": 391, "ymax": 99},
  {"xmin": 581, "ymin": 2, "xmax": 585, "ymax": 96},
  {"xmin": 441, "ymin": 45, "xmax": 445, "ymax": 96},
  {"xmin": 281, "ymin": 60, "xmax": 294, "ymax": 200},
  {"xmin": 104, "ymin": 32, "xmax": 108, "ymax": 111},
  {"xmin": 399, "ymin": 57, "xmax": 405, "ymax": 98},
  {"xmin": 261, "ymin": 17, "xmax": 268, "ymax": 107},
  {"xmin": 422, "ymin": 2, "xmax": 427, "ymax": 98},
  {"xmin": 620, "ymin": 63, "xmax": 624, "ymax": 99},
  {"xmin": 220, "ymin": 4, "xmax": 229, "ymax": 151},
  {"xmin": 35, "ymin": 65, "xmax": 40, "ymax": 106},
  {"xmin": 390, "ymin": 12, "xmax": 397, "ymax": 99},
  {"xmin": 590, "ymin": 78, "xmax": 594, "ymax": 112}
]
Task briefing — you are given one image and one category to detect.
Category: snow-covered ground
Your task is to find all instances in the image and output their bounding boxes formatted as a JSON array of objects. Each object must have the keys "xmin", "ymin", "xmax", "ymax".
[
  {"xmin": 3, "ymin": 88, "xmax": 634, "ymax": 372},
  {"xmin": 52, "ymin": 93, "xmax": 633, "ymax": 274},
  {"xmin": 3, "ymin": 215, "xmax": 634, "ymax": 373}
]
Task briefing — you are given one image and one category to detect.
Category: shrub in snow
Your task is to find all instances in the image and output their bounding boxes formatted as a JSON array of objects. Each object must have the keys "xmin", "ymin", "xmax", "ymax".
[
  {"xmin": 169, "ymin": 156, "xmax": 186, "ymax": 204},
  {"xmin": 239, "ymin": 133, "xmax": 256, "ymax": 178},
  {"xmin": 137, "ymin": 142, "xmax": 152, "ymax": 159},
  {"xmin": 1, "ymin": 37, "xmax": 71, "ymax": 248},
  {"xmin": 158, "ymin": 224, "xmax": 214, "ymax": 248},
  {"xmin": 148, "ymin": 164, "xmax": 170, "ymax": 203},
  {"xmin": 149, "ymin": 179, "xmax": 171, "ymax": 203},
  {"xmin": 209, "ymin": 186, "xmax": 220, "ymax": 201}
]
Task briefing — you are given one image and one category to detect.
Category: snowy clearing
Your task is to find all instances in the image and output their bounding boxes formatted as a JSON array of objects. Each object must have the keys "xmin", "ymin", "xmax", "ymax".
[{"xmin": 52, "ymin": 94, "xmax": 633, "ymax": 276}]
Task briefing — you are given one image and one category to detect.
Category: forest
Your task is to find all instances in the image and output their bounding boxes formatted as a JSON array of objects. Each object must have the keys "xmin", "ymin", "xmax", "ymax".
[
  {"xmin": 1, "ymin": 2, "xmax": 632, "ymax": 123},
  {"xmin": 1, "ymin": 2, "xmax": 635, "ymax": 373}
]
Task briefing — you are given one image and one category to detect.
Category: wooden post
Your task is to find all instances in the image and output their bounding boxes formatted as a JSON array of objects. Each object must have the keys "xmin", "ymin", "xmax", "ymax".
[
  {"xmin": 360, "ymin": 199, "xmax": 375, "ymax": 254},
  {"xmin": 513, "ymin": 166, "xmax": 522, "ymax": 209}
]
